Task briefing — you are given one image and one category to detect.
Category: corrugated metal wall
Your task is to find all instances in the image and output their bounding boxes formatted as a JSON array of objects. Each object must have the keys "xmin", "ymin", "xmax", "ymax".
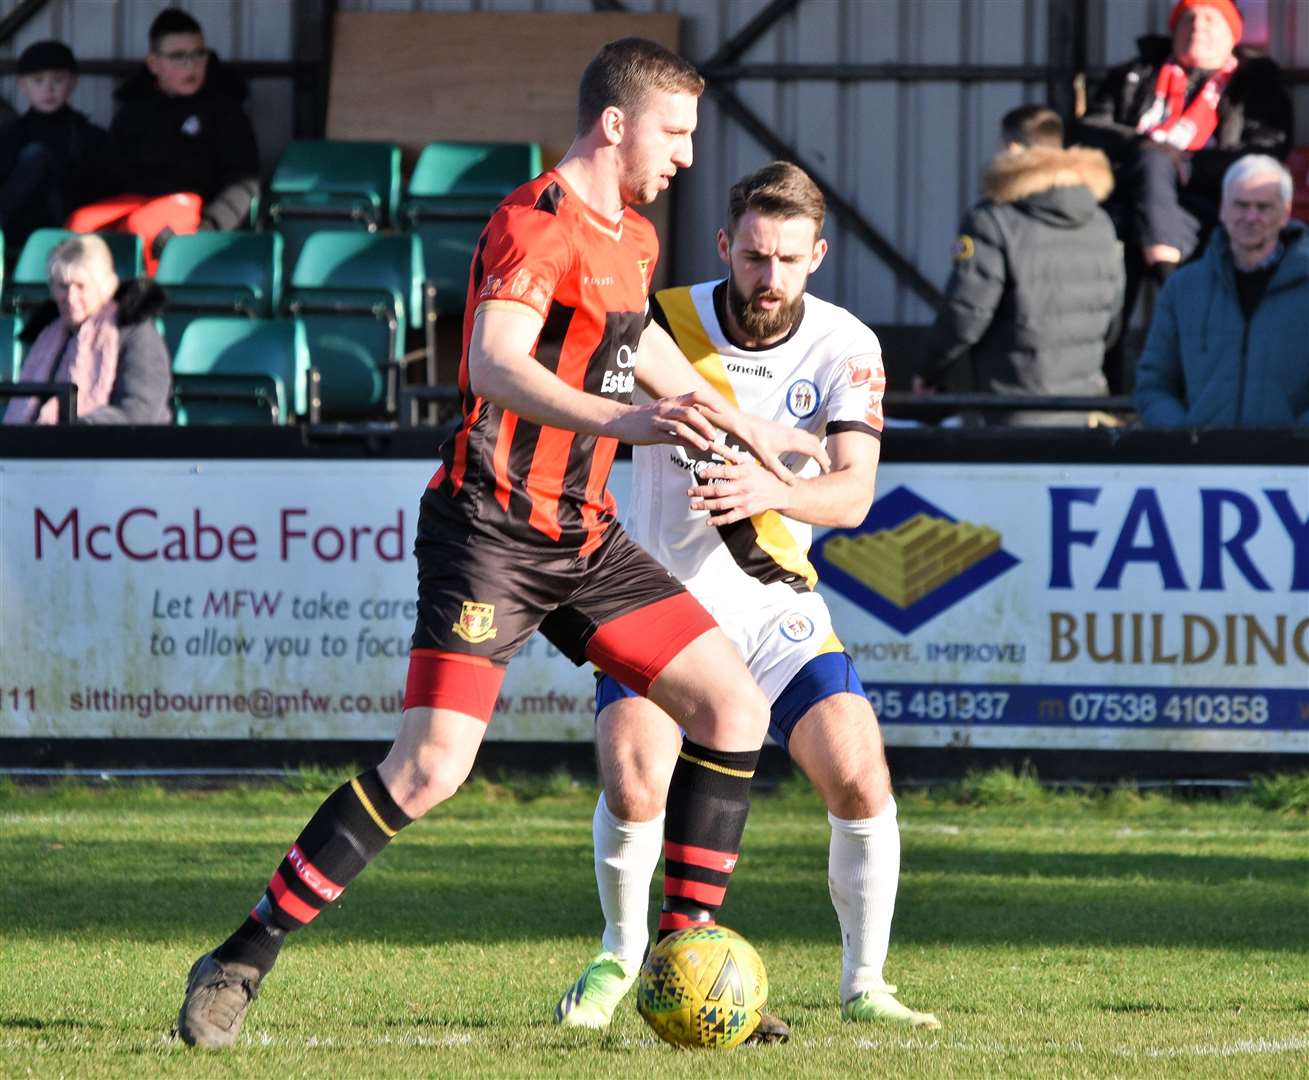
[
  {"xmin": 7, "ymin": 0, "xmax": 1305, "ymax": 326},
  {"xmin": 337, "ymin": 0, "xmax": 1309, "ymax": 325},
  {"xmin": 0, "ymin": 0, "xmax": 298, "ymax": 173},
  {"xmin": 333, "ymin": 0, "xmax": 1056, "ymax": 324}
]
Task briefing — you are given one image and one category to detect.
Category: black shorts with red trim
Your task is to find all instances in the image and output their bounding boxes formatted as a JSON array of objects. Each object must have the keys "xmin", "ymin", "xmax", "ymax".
[{"xmin": 406, "ymin": 489, "xmax": 717, "ymax": 718}]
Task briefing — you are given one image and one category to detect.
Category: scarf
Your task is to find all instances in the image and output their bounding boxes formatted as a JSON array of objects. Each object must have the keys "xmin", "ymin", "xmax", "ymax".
[
  {"xmin": 1136, "ymin": 55, "xmax": 1237, "ymax": 151},
  {"xmin": 2, "ymin": 301, "xmax": 121, "ymax": 425}
]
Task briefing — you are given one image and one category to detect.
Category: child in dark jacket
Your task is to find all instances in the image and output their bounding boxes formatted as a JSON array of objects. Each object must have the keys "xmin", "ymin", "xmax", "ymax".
[
  {"xmin": 66, "ymin": 7, "xmax": 260, "ymax": 272},
  {"xmin": 0, "ymin": 41, "xmax": 108, "ymax": 250}
]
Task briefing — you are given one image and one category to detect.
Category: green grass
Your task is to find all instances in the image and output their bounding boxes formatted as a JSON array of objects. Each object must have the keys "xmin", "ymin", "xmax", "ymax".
[{"xmin": 3, "ymin": 770, "xmax": 1309, "ymax": 1078}]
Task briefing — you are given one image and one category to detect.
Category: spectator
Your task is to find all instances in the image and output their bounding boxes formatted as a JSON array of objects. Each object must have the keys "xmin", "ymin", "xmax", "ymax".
[
  {"xmin": 2, "ymin": 235, "xmax": 171, "ymax": 425},
  {"xmin": 0, "ymin": 41, "xmax": 108, "ymax": 249},
  {"xmin": 916, "ymin": 105, "xmax": 1125, "ymax": 426},
  {"xmin": 66, "ymin": 7, "xmax": 259, "ymax": 272},
  {"xmin": 1134, "ymin": 155, "xmax": 1309, "ymax": 427},
  {"xmin": 1080, "ymin": 1, "xmax": 1292, "ymax": 287}
]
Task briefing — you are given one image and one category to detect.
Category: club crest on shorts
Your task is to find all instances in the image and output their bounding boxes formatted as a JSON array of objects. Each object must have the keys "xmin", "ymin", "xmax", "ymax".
[
  {"xmin": 786, "ymin": 379, "xmax": 819, "ymax": 418},
  {"xmin": 779, "ymin": 612, "xmax": 814, "ymax": 642},
  {"xmin": 452, "ymin": 601, "xmax": 497, "ymax": 643}
]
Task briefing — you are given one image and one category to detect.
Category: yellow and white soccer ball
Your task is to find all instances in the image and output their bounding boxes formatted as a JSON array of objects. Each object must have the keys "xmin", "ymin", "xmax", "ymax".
[{"xmin": 636, "ymin": 925, "xmax": 768, "ymax": 1050}]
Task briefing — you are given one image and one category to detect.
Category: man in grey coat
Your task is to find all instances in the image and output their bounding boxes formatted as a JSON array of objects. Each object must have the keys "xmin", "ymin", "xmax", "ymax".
[
  {"xmin": 1134, "ymin": 155, "xmax": 1309, "ymax": 427},
  {"xmin": 917, "ymin": 105, "xmax": 1125, "ymax": 426}
]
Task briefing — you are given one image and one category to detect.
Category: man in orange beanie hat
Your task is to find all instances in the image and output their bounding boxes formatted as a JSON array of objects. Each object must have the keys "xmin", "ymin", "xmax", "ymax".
[{"xmin": 1079, "ymin": 0, "xmax": 1291, "ymax": 392}]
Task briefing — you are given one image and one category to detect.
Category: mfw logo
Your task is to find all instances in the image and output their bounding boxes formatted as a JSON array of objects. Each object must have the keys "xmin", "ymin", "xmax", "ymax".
[{"xmin": 811, "ymin": 486, "xmax": 1019, "ymax": 634}]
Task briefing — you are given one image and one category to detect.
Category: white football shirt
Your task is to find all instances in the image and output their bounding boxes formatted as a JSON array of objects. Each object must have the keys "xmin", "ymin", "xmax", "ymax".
[{"xmin": 626, "ymin": 279, "xmax": 885, "ymax": 615}]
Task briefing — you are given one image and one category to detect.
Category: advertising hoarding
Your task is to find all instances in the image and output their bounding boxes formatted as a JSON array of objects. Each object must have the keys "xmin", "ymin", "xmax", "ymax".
[{"xmin": 2, "ymin": 459, "xmax": 1305, "ymax": 752}]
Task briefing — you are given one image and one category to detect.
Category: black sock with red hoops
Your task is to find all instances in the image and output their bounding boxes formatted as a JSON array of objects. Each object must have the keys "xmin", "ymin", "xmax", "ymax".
[
  {"xmin": 658, "ymin": 739, "xmax": 759, "ymax": 939},
  {"xmin": 212, "ymin": 767, "xmax": 412, "ymax": 976}
]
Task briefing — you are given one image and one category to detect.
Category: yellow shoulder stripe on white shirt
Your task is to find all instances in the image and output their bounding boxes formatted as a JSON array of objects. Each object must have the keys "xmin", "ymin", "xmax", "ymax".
[
  {"xmin": 656, "ymin": 286, "xmax": 819, "ymax": 591},
  {"xmin": 657, "ymin": 287, "xmax": 738, "ymax": 406}
]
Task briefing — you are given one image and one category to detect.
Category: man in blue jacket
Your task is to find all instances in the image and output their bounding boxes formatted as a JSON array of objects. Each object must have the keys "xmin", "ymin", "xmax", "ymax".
[{"xmin": 1135, "ymin": 155, "xmax": 1309, "ymax": 427}]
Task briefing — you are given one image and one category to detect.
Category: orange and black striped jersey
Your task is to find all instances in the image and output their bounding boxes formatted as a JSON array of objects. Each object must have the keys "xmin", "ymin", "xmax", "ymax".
[{"xmin": 432, "ymin": 170, "xmax": 659, "ymax": 556}]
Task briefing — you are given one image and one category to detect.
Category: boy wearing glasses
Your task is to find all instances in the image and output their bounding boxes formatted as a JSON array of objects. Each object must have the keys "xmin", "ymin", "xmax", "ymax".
[{"xmin": 68, "ymin": 7, "xmax": 259, "ymax": 269}]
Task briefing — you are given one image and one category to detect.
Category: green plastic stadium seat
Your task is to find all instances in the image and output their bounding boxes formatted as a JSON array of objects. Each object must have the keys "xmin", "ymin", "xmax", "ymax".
[
  {"xmin": 402, "ymin": 141, "xmax": 541, "ymax": 315},
  {"xmin": 172, "ymin": 316, "xmax": 313, "ymax": 426},
  {"xmin": 407, "ymin": 141, "xmax": 542, "ymax": 201},
  {"xmin": 266, "ymin": 140, "xmax": 402, "ymax": 276},
  {"xmin": 157, "ymin": 232, "xmax": 284, "ymax": 355},
  {"xmin": 156, "ymin": 232, "xmax": 283, "ymax": 316},
  {"xmin": 286, "ymin": 231, "xmax": 424, "ymax": 416},
  {"xmin": 5, "ymin": 228, "xmax": 142, "ymax": 314},
  {"xmin": 269, "ymin": 140, "xmax": 401, "ymax": 225}
]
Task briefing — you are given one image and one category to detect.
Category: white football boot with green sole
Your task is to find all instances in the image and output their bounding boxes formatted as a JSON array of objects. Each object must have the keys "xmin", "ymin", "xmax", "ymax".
[
  {"xmin": 842, "ymin": 985, "xmax": 941, "ymax": 1029},
  {"xmin": 553, "ymin": 952, "xmax": 638, "ymax": 1028}
]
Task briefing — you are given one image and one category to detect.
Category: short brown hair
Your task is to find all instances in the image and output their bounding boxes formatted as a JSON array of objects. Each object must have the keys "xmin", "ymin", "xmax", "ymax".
[
  {"xmin": 1001, "ymin": 104, "xmax": 1063, "ymax": 149},
  {"xmin": 576, "ymin": 37, "xmax": 704, "ymax": 135},
  {"xmin": 727, "ymin": 161, "xmax": 826, "ymax": 236}
]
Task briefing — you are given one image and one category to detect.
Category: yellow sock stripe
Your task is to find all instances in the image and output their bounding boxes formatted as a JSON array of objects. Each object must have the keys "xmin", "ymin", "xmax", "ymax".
[
  {"xmin": 350, "ymin": 777, "xmax": 398, "ymax": 838},
  {"xmin": 678, "ymin": 748, "xmax": 755, "ymax": 779}
]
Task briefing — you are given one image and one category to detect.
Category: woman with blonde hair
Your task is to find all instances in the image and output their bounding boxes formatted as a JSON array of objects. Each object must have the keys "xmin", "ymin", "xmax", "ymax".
[{"xmin": 3, "ymin": 233, "xmax": 171, "ymax": 424}]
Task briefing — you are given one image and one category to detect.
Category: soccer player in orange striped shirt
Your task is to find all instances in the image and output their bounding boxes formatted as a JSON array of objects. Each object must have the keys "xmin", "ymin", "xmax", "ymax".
[{"xmin": 177, "ymin": 37, "xmax": 827, "ymax": 1049}]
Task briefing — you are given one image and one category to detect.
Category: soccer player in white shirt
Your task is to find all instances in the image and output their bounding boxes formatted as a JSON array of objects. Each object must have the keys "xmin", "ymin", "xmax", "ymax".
[{"xmin": 553, "ymin": 162, "xmax": 939, "ymax": 1037}]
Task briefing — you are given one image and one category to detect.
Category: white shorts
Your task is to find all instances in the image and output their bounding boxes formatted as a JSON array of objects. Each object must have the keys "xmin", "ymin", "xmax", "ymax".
[{"xmin": 699, "ymin": 584, "xmax": 842, "ymax": 705}]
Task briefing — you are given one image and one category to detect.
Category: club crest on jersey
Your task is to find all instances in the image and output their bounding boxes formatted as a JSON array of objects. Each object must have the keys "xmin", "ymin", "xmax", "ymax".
[
  {"xmin": 779, "ymin": 613, "xmax": 815, "ymax": 642},
  {"xmin": 637, "ymin": 257, "xmax": 651, "ymax": 285},
  {"xmin": 452, "ymin": 601, "xmax": 497, "ymax": 644},
  {"xmin": 786, "ymin": 379, "xmax": 820, "ymax": 418}
]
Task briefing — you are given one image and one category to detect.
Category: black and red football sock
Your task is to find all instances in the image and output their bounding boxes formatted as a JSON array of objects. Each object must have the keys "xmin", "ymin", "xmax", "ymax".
[
  {"xmin": 658, "ymin": 739, "xmax": 759, "ymax": 939},
  {"xmin": 213, "ymin": 767, "xmax": 412, "ymax": 975}
]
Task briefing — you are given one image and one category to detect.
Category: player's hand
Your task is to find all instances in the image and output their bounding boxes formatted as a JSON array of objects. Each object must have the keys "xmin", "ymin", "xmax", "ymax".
[
  {"xmin": 688, "ymin": 459, "xmax": 792, "ymax": 526},
  {"xmin": 695, "ymin": 406, "xmax": 830, "ymax": 485},
  {"xmin": 609, "ymin": 392, "xmax": 734, "ymax": 456}
]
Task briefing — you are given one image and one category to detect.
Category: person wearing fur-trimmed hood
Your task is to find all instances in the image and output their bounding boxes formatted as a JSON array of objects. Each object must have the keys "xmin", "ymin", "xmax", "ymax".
[{"xmin": 916, "ymin": 105, "xmax": 1125, "ymax": 427}]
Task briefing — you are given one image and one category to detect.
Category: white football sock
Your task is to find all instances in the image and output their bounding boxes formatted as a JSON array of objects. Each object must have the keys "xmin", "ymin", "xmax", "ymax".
[
  {"xmin": 828, "ymin": 797, "xmax": 900, "ymax": 1002},
  {"xmin": 594, "ymin": 791, "xmax": 664, "ymax": 968}
]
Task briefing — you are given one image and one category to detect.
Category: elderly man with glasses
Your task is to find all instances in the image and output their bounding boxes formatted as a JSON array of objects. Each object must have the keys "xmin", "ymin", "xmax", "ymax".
[{"xmin": 1134, "ymin": 155, "xmax": 1309, "ymax": 428}]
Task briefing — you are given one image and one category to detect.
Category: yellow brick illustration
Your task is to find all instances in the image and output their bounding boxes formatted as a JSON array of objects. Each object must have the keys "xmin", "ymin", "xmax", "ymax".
[{"xmin": 823, "ymin": 513, "xmax": 1000, "ymax": 607}]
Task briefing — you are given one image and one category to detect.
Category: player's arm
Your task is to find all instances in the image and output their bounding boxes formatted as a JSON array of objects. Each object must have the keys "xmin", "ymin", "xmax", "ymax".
[
  {"xmin": 687, "ymin": 429, "xmax": 878, "ymax": 528},
  {"xmin": 469, "ymin": 302, "xmax": 722, "ymax": 452},
  {"xmin": 636, "ymin": 318, "xmax": 831, "ymax": 480}
]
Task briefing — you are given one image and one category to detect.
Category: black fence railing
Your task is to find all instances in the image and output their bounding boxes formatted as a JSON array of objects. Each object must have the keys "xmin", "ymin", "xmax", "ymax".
[{"xmin": 0, "ymin": 382, "xmax": 78, "ymax": 424}]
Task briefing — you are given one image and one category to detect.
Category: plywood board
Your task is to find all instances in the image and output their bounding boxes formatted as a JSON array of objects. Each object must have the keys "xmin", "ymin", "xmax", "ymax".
[
  {"xmin": 328, "ymin": 11, "xmax": 680, "ymax": 169},
  {"xmin": 327, "ymin": 10, "xmax": 682, "ymax": 285}
]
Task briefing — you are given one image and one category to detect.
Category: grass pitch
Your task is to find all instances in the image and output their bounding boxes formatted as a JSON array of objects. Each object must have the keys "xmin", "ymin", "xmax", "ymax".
[{"xmin": 2, "ymin": 769, "xmax": 1308, "ymax": 1078}]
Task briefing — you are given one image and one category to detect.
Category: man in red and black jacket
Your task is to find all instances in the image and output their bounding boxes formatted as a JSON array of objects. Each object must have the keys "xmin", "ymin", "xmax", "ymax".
[{"xmin": 1080, "ymin": 0, "xmax": 1292, "ymax": 281}]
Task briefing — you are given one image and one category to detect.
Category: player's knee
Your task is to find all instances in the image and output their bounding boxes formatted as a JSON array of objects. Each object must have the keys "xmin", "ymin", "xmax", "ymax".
[
  {"xmin": 696, "ymin": 675, "xmax": 770, "ymax": 747},
  {"xmin": 380, "ymin": 753, "xmax": 471, "ymax": 818},
  {"xmin": 827, "ymin": 774, "xmax": 890, "ymax": 816},
  {"xmin": 821, "ymin": 763, "xmax": 892, "ymax": 820},
  {"xmin": 604, "ymin": 777, "xmax": 667, "ymax": 822}
]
